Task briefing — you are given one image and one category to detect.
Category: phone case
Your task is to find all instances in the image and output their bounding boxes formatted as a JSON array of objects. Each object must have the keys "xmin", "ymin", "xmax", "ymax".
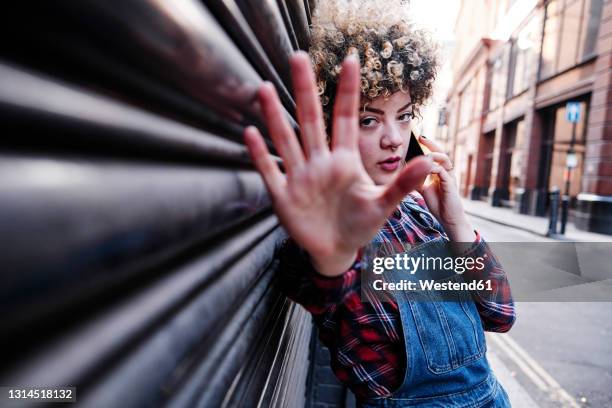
[{"xmin": 406, "ymin": 131, "xmax": 425, "ymax": 161}]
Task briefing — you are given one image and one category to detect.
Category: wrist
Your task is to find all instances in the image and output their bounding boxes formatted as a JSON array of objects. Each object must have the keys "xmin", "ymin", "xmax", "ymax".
[
  {"xmin": 443, "ymin": 217, "xmax": 475, "ymax": 242},
  {"xmin": 310, "ymin": 249, "xmax": 359, "ymax": 277}
]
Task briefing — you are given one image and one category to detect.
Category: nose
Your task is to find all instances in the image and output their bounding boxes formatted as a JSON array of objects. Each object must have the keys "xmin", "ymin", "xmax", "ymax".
[{"xmin": 380, "ymin": 120, "xmax": 403, "ymax": 150}]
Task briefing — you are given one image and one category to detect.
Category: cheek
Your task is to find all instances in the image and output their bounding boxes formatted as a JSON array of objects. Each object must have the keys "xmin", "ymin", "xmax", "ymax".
[{"xmin": 357, "ymin": 137, "xmax": 378, "ymax": 169}]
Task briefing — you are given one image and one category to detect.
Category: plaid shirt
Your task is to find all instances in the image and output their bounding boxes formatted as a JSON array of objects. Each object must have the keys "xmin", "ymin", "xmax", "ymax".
[{"xmin": 277, "ymin": 192, "xmax": 515, "ymax": 400}]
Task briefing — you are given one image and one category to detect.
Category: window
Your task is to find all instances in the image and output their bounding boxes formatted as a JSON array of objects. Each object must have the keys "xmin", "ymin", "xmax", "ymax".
[
  {"xmin": 509, "ymin": 15, "xmax": 541, "ymax": 97},
  {"xmin": 579, "ymin": 0, "xmax": 604, "ymax": 58},
  {"xmin": 557, "ymin": 0, "xmax": 583, "ymax": 71},
  {"xmin": 540, "ymin": 0, "xmax": 561, "ymax": 79},
  {"xmin": 509, "ymin": 41, "xmax": 524, "ymax": 97},
  {"xmin": 459, "ymin": 79, "xmax": 476, "ymax": 129},
  {"xmin": 474, "ymin": 68, "xmax": 485, "ymax": 118},
  {"xmin": 539, "ymin": 0, "xmax": 603, "ymax": 80},
  {"xmin": 548, "ymin": 102, "xmax": 587, "ymax": 196},
  {"xmin": 554, "ymin": 101, "xmax": 587, "ymax": 144},
  {"xmin": 488, "ymin": 46, "xmax": 510, "ymax": 111},
  {"xmin": 489, "ymin": 57, "xmax": 501, "ymax": 111}
]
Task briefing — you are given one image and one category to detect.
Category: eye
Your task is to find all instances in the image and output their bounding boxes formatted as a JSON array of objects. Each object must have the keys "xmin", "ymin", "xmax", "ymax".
[
  {"xmin": 397, "ymin": 112, "xmax": 415, "ymax": 122},
  {"xmin": 359, "ymin": 116, "xmax": 379, "ymax": 128}
]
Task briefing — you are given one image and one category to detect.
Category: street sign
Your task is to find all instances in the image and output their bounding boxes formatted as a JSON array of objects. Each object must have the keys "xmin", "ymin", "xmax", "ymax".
[{"xmin": 565, "ymin": 102, "xmax": 581, "ymax": 123}]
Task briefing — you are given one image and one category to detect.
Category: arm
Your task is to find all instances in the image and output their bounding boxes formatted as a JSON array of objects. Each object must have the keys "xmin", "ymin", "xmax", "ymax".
[
  {"xmin": 277, "ymin": 237, "xmax": 361, "ymax": 315},
  {"xmin": 410, "ymin": 191, "xmax": 515, "ymax": 332},
  {"xmin": 459, "ymin": 231, "xmax": 516, "ymax": 333}
]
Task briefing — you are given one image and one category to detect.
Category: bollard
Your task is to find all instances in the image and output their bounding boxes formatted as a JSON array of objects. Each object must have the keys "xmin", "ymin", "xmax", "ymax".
[
  {"xmin": 560, "ymin": 194, "xmax": 570, "ymax": 235},
  {"xmin": 547, "ymin": 188, "xmax": 560, "ymax": 237}
]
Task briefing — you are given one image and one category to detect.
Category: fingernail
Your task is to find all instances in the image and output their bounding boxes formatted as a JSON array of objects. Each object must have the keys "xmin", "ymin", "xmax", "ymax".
[
  {"xmin": 346, "ymin": 53, "xmax": 359, "ymax": 62},
  {"xmin": 291, "ymin": 50, "xmax": 310, "ymax": 63},
  {"xmin": 259, "ymin": 82, "xmax": 276, "ymax": 99}
]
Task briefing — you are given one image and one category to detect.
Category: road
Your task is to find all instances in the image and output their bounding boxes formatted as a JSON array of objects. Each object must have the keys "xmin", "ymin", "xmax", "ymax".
[{"xmin": 470, "ymin": 217, "xmax": 612, "ymax": 408}]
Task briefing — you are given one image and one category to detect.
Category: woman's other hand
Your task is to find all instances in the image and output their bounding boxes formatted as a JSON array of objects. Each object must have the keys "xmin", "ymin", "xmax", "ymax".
[
  {"xmin": 244, "ymin": 51, "xmax": 432, "ymax": 276},
  {"xmin": 416, "ymin": 135, "xmax": 476, "ymax": 242}
]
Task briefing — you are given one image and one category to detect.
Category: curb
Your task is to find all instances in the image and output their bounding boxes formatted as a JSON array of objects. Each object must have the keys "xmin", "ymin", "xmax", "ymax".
[
  {"xmin": 487, "ymin": 348, "xmax": 541, "ymax": 408},
  {"xmin": 463, "ymin": 206, "xmax": 612, "ymax": 242},
  {"xmin": 463, "ymin": 209, "xmax": 550, "ymax": 239}
]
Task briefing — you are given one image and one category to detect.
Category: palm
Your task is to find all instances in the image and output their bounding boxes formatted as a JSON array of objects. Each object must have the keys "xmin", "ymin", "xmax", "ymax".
[
  {"xmin": 245, "ymin": 52, "xmax": 432, "ymax": 274},
  {"xmin": 277, "ymin": 149, "xmax": 387, "ymax": 258}
]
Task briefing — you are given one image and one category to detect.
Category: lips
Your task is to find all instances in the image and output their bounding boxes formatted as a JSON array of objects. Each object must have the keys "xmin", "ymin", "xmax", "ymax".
[{"xmin": 378, "ymin": 156, "xmax": 401, "ymax": 172}]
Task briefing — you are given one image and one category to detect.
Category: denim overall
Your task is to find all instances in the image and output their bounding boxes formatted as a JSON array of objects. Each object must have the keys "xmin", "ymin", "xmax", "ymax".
[{"xmin": 357, "ymin": 200, "xmax": 512, "ymax": 408}]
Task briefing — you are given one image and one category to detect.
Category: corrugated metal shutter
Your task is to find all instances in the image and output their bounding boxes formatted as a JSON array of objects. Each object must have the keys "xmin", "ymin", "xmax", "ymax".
[{"xmin": 0, "ymin": 1, "xmax": 341, "ymax": 407}]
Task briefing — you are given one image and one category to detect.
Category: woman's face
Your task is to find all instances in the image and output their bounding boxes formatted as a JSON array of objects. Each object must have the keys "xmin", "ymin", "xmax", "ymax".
[{"xmin": 357, "ymin": 91, "xmax": 415, "ymax": 186}]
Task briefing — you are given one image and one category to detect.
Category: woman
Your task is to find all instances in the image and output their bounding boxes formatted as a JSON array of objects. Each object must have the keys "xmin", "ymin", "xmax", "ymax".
[{"xmin": 244, "ymin": 1, "xmax": 515, "ymax": 406}]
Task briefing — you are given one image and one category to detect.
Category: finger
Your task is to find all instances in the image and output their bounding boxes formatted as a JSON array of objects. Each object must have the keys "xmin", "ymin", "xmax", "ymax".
[
  {"xmin": 415, "ymin": 175, "xmax": 425, "ymax": 193},
  {"xmin": 244, "ymin": 126, "xmax": 286, "ymax": 200},
  {"xmin": 430, "ymin": 164, "xmax": 455, "ymax": 185},
  {"xmin": 428, "ymin": 152, "xmax": 453, "ymax": 171},
  {"xmin": 331, "ymin": 54, "xmax": 360, "ymax": 150},
  {"xmin": 258, "ymin": 82, "xmax": 305, "ymax": 175},
  {"xmin": 290, "ymin": 51, "xmax": 328, "ymax": 157},
  {"xmin": 418, "ymin": 135, "xmax": 443, "ymax": 153},
  {"xmin": 415, "ymin": 173, "xmax": 430, "ymax": 194},
  {"xmin": 378, "ymin": 156, "xmax": 433, "ymax": 213}
]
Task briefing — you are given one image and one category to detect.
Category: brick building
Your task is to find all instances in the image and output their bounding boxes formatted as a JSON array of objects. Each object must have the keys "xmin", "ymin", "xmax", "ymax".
[{"xmin": 442, "ymin": 0, "xmax": 612, "ymax": 234}]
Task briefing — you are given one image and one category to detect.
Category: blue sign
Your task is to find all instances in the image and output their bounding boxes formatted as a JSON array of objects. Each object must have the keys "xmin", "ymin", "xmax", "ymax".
[{"xmin": 565, "ymin": 102, "xmax": 581, "ymax": 123}]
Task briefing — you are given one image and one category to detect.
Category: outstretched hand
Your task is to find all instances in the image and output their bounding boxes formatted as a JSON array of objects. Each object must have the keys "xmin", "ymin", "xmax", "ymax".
[{"xmin": 244, "ymin": 51, "xmax": 433, "ymax": 276}]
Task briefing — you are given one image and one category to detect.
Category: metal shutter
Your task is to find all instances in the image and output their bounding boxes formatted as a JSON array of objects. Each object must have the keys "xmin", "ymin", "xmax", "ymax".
[{"xmin": 0, "ymin": 1, "xmax": 324, "ymax": 407}]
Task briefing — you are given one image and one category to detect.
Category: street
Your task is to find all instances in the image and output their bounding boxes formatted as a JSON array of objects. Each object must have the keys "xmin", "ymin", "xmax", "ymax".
[{"xmin": 471, "ymin": 217, "xmax": 612, "ymax": 408}]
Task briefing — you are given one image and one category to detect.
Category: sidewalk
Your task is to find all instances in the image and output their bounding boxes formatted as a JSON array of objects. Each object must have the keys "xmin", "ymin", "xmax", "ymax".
[{"xmin": 461, "ymin": 198, "xmax": 612, "ymax": 242}]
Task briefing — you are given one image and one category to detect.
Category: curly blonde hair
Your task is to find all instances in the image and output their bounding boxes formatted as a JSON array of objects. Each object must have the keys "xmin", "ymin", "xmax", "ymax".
[{"xmin": 309, "ymin": 0, "xmax": 440, "ymax": 127}]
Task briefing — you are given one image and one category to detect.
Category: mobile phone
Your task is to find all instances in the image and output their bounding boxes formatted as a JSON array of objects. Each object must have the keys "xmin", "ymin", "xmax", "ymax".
[{"xmin": 406, "ymin": 131, "xmax": 425, "ymax": 161}]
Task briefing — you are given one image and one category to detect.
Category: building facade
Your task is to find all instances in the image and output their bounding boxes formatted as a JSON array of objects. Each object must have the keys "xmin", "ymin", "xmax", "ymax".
[{"xmin": 443, "ymin": 0, "xmax": 612, "ymax": 234}]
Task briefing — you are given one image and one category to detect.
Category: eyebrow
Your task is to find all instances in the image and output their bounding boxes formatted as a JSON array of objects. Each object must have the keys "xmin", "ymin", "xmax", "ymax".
[{"xmin": 363, "ymin": 102, "xmax": 413, "ymax": 115}]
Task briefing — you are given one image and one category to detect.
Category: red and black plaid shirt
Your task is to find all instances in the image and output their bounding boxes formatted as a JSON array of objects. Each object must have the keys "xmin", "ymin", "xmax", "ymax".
[{"xmin": 278, "ymin": 192, "xmax": 515, "ymax": 399}]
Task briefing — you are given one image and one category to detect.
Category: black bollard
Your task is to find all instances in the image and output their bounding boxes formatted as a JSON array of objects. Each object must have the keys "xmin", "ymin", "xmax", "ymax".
[
  {"xmin": 560, "ymin": 194, "xmax": 570, "ymax": 235},
  {"xmin": 547, "ymin": 188, "xmax": 560, "ymax": 237}
]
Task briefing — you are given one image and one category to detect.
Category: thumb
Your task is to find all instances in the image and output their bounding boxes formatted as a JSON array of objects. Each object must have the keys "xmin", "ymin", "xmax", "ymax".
[{"xmin": 377, "ymin": 156, "xmax": 433, "ymax": 213}]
